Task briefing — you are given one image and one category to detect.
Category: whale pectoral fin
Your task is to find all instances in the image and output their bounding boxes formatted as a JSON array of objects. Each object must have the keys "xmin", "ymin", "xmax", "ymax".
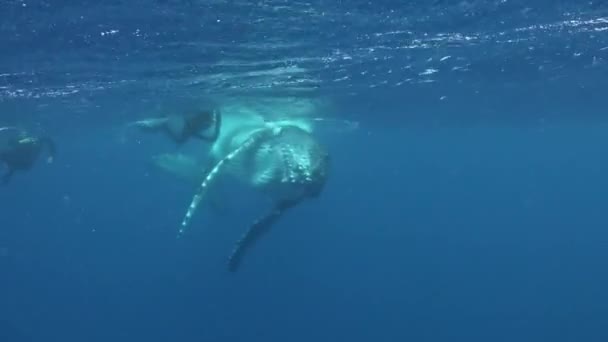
[
  {"xmin": 227, "ymin": 199, "xmax": 300, "ymax": 272},
  {"xmin": 179, "ymin": 127, "xmax": 275, "ymax": 236}
]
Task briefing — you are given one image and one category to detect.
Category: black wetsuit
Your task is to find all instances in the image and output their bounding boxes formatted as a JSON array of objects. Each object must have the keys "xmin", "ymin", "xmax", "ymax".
[
  {"xmin": 165, "ymin": 110, "xmax": 222, "ymax": 144},
  {"xmin": 185, "ymin": 109, "xmax": 222, "ymax": 142},
  {"xmin": 0, "ymin": 136, "xmax": 56, "ymax": 184}
]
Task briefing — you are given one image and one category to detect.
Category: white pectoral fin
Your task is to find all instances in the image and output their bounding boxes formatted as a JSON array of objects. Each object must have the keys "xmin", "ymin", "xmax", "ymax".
[
  {"xmin": 179, "ymin": 127, "xmax": 275, "ymax": 236},
  {"xmin": 151, "ymin": 153, "xmax": 205, "ymax": 184}
]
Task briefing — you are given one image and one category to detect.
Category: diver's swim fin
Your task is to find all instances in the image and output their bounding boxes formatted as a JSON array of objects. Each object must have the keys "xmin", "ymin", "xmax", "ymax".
[{"xmin": 227, "ymin": 199, "xmax": 300, "ymax": 272}]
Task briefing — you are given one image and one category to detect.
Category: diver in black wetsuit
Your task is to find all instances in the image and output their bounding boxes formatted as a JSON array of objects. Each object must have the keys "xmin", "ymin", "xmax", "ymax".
[
  {"xmin": 0, "ymin": 128, "xmax": 56, "ymax": 184},
  {"xmin": 131, "ymin": 109, "xmax": 222, "ymax": 144}
]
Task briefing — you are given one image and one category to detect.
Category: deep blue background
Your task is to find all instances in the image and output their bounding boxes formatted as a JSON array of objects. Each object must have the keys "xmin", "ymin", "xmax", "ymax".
[
  {"xmin": 2, "ymin": 1, "xmax": 608, "ymax": 341},
  {"xmin": 2, "ymin": 121, "xmax": 608, "ymax": 341}
]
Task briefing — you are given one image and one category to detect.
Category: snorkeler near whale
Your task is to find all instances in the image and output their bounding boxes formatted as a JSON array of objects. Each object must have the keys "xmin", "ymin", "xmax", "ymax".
[
  {"xmin": 0, "ymin": 127, "xmax": 56, "ymax": 184},
  {"xmin": 147, "ymin": 105, "xmax": 331, "ymax": 271},
  {"xmin": 128, "ymin": 109, "xmax": 221, "ymax": 144}
]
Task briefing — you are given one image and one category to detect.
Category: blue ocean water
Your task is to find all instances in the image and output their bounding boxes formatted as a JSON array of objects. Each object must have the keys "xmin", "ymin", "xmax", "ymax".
[{"xmin": 2, "ymin": 1, "xmax": 608, "ymax": 341}]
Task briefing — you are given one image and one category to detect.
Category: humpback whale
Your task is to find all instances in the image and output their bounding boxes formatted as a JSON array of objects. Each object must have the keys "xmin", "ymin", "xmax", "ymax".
[{"xmin": 153, "ymin": 109, "xmax": 330, "ymax": 271}]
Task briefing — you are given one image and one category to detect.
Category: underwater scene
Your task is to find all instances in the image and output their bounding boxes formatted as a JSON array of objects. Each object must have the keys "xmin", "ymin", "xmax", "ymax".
[{"xmin": 1, "ymin": 1, "xmax": 608, "ymax": 341}]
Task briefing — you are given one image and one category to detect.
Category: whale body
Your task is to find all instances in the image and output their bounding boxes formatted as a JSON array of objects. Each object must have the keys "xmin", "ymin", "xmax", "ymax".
[{"xmin": 153, "ymin": 106, "xmax": 329, "ymax": 271}]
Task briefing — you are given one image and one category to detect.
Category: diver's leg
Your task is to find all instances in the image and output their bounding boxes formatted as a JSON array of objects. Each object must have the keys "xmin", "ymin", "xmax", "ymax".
[
  {"xmin": 128, "ymin": 117, "xmax": 170, "ymax": 132},
  {"xmin": 128, "ymin": 117, "xmax": 190, "ymax": 144},
  {"xmin": 227, "ymin": 199, "xmax": 300, "ymax": 272}
]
